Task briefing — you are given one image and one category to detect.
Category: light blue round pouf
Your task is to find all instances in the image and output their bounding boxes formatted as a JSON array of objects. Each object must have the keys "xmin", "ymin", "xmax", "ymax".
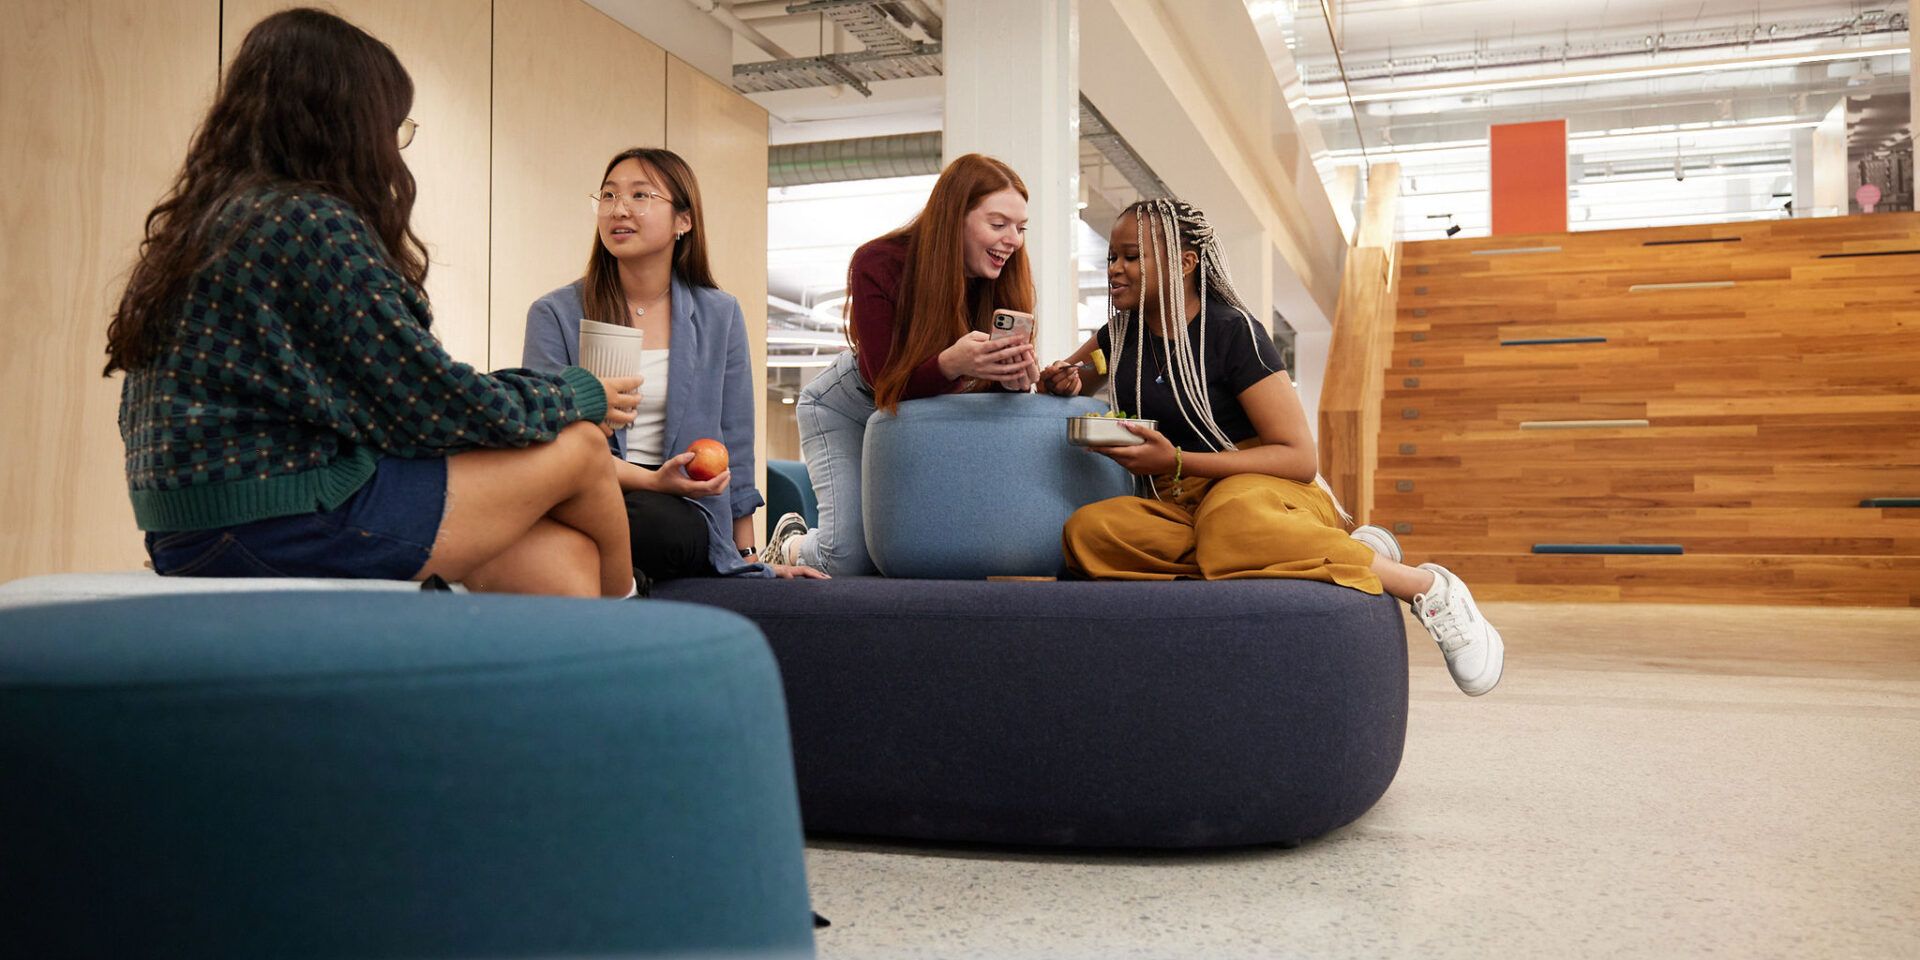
[
  {"xmin": 0, "ymin": 591, "xmax": 815, "ymax": 960},
  {"xmin": 862, "ymin": 392, "xmax": 1135, "ymax": 578}
]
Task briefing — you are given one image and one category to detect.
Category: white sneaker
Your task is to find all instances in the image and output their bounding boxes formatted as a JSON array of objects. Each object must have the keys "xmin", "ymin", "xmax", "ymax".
[
  {"xmin": 1411, "ymin": 563, "xmax": 1505, "ymax": 696},
  {"xmin": 764, "ymin": 512, "xmax": 811, "ymax": 566},
  {"xmin": 1350, "ymin": 524, "xmax": 1402, "ymax": 563}
]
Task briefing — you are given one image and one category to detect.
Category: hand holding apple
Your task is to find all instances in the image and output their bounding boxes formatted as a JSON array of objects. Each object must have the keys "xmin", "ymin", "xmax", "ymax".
[
  {"xmin": 648, "ymin": 451, "xmax": 728, "ymax": 498},
  {"xmin": 684, "ymin": 437, "xmax": 729, "ymax": 482}
]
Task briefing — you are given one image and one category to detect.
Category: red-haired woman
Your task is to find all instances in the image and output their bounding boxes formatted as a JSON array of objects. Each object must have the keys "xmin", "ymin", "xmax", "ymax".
[{"xmin": 762, "ymin": 154, "xmax": 1040, "ymax": 575}]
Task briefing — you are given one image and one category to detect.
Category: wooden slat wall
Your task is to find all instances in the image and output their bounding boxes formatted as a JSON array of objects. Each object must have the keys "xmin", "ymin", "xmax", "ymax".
[
  {"xmin": 1381, "ymin": 215, "xmax": 1920, "ymax": 606},
  {"xmin": 1319, "ymin": 162, "xmax": 1400, "ymax": 523}
]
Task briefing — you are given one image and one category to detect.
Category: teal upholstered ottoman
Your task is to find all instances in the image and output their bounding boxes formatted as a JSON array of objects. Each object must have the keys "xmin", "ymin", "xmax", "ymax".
[
  {"xmin": 767, "ymin": 459, "xmax": 820, "ymax": 529},
  {"xmin": 0, "ymin": 591, "xmax": 814, "ymax": 959},
  {"xmin": 861, "ymin": 392, "xmax": 1135, "ymax": 578}
]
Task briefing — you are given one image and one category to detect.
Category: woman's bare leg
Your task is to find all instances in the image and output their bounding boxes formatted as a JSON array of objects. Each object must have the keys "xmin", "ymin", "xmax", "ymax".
[
  {"xmin": 462, "ymin": 518, "xmax": 600, "ymax": 597},
  {"xmin": 421, "ymin": 422, "xmax": 633, "ymax": 597}
]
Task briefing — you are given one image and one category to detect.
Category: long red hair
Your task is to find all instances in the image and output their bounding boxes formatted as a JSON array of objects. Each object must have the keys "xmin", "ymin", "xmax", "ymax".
[{"xmin": 860, "ymin": 153, "xmax": 1035, "ymax": 412}]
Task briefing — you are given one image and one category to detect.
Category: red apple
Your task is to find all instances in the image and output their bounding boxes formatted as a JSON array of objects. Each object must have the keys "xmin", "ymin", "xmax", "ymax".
[{"xmin": 685, "ymin": 437, "xmax": 728, "ymax": 481}]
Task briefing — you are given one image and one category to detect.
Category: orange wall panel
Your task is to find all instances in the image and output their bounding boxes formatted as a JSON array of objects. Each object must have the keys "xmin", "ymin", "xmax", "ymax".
[{"xmin": 1490, "ymin": 120, "xmax": 1567, "ymax": 236}]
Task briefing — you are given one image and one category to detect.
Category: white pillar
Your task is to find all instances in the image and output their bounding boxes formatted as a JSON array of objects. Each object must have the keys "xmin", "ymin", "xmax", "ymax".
[
  {"xmin": 1218, "ymin": 225, "xmax": 1274, "ymax": 338},
  {"xmin": 1793, "ymin": 99, "xmax": 1849, "ymax": 217},
  {"xmin": 944, "ymin": 0, "xmax": 1080, "ymax": 363},
  {"xmin": 1292, "ymin": 330, "xmax": 1331, "ymax": 440}
]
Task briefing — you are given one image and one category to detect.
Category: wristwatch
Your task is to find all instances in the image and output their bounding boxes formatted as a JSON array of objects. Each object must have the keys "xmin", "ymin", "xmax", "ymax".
[{"xmin": 739, "ymin": 546, "xmax": 756, "ymax": 559}]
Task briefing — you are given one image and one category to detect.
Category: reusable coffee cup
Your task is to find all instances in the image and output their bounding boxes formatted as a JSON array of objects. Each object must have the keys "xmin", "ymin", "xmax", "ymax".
[{"xmin": 578, "ymin": 318, "xmax": 645, "ymax": 380}]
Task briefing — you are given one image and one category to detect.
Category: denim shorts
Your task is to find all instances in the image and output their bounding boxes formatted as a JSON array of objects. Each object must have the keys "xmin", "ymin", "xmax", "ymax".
[{"xmin": 146, "ymin": 456, "xmax": 448, "ymax": 580}]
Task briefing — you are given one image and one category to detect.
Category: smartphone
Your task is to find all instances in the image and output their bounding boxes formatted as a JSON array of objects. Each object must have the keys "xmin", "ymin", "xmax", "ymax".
[{"xmin": 988, "ymin": 309, "xmax": 1035, "ymax": 343}]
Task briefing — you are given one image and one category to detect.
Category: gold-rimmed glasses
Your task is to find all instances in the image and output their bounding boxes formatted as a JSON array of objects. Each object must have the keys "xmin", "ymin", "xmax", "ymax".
[
  {"xmin": 397, "ymin": 117, "xmax": 419, "ymax": 150},
  {"xmin": 591, "ymin": 189, "xmax": 671, "ymax": 215}
]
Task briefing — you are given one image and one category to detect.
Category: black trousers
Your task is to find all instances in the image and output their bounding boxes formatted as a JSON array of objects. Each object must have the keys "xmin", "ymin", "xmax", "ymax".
[{"xmin": 624, "ymin": 489, "xmax": 714, "ymax": 581}]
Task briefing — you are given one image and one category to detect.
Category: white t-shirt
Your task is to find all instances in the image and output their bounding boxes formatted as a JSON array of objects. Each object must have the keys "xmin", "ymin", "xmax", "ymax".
[{"xmin": 622, "ymin": 348, "xmax": 672, "ymax": 465}]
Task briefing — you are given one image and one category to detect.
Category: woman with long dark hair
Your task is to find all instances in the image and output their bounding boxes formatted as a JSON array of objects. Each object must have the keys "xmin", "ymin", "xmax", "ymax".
[
  {"xmin": 761, "ymin": 153, "xmax": 1041, "ymax": 575},
  {"xmin": 523, "ymin": 147, "xmax": 822, "ymax": 581},
  {"xmin": 108, "ymin": 8, "xmax": 642, "ymax": 597}
]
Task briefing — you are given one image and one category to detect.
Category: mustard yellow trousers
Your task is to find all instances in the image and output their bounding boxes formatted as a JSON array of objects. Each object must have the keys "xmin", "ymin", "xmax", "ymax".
[{"xmin": 1062, "ymin": 473, "xmax": 1383, "ymax": 593}]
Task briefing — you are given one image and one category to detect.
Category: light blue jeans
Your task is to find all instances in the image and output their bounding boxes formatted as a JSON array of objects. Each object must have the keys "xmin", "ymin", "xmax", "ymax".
[{"xmin": 793, "ymin": 351, "xmax": 878, "ymax": 575}]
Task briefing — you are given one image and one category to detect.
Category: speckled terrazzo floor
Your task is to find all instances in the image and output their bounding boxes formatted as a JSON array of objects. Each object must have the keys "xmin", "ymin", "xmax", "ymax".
[{"xmin": 802, "ymin": 602, "xmax": 1920, "ymax": 959}]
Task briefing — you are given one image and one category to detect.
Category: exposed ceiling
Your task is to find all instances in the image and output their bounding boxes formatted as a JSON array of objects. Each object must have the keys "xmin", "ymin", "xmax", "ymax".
[
  {"xmin": 1264, "ymin": 0, "xmax": 1912, "ymax": 236},
  {"xmin": 667, "ymin": 0, "xmax": 1911, "ymax": 311}
]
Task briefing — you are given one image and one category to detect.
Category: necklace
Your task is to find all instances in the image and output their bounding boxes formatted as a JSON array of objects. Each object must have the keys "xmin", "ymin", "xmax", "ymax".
[{"xmin": 627, "ymin": 285, "xmax": 670, "ymax": 318}]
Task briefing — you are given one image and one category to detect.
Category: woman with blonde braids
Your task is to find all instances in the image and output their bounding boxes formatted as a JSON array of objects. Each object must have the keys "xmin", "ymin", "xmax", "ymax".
[{"xmin": 1038, "ymin": 198, "xmax": 1504, "ymax": 696}]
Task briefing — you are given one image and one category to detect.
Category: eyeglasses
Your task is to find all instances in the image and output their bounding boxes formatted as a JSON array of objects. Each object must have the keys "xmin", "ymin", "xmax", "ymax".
[
  {"xmin": 591, "ymin": 189, "xmax": 672, "ymax": 215},
  {"xmin": 397, "ymin": 117, "xmax": 419, "ymax": 150}
]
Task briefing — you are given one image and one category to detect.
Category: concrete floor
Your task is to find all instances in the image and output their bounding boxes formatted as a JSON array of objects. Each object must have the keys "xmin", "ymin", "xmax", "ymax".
[{"xmin": 803, "ymin": 602, "xmax": 1920, "ymax": 959}]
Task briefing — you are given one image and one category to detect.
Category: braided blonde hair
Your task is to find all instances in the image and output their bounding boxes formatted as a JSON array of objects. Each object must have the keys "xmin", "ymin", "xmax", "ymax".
[
  {"xmin": 1108, "ymin": 198, "xmax": 1350, "ymax": 521},
  {"xmin": 1108, "ymin": 198, "xmax": 1271, "ymax": 453}
]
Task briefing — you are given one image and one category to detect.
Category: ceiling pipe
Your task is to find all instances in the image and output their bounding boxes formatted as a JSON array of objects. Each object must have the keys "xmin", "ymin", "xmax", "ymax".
[
  {"xmin": 681, "ymin": 0, "xmax": 799, "ymax": 61},
  {"xmin": 769, "ymin": 131, "xmax": 943, "ymax": 186}
]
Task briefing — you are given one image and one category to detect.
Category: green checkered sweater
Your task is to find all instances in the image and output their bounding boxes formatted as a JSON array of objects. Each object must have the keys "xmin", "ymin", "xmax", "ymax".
[{"xmin": 119, "ymin": 187, "xmax": 608, "ymax": 532}]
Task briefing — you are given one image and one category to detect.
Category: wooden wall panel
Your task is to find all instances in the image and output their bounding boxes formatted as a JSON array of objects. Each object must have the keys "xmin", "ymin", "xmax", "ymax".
[
  {"xmin": 1379, "ymin": 214, "xmax": 1920, "ymax": 606},
  {"xmin": 490, "ymin": 0, "xmax": 668, "ymax": 369},
  {"xmin": 223, "ymin": 0, "xmax": 493, "ymax": 367},
  {"xmin": 666, "ymin": 55, "xmax": 770, "ymax": 539},
  {"xmin": 1319, "ymin": 162, "xmax": 1399, "ymax": 523},
  {"xmin": 0, "ymin": 1, "xmax": 219, "ymax": 582}
]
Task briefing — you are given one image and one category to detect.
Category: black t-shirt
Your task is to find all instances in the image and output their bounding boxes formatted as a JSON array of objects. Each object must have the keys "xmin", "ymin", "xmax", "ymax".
[{"xmin": 1095, "ymin": 299, "xmax": 1286, "ymax": 452}]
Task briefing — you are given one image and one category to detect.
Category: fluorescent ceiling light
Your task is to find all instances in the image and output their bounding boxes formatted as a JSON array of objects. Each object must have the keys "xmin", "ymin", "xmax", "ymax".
[{"xmin": 1306, "ymin": 45, "xmax": 1909, "ymax": 106}]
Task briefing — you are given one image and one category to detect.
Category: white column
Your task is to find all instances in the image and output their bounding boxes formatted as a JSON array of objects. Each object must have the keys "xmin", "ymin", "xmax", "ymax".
[
  {"xmin": 1792, "ymin": 99, "xmax": 1849, "ymax": 217},
  {"xmin": 1292, "ymin": 330, "xmax": 1331, "ymax": 440},
  {"xmin": 1218, "ymin": 226, "xmax": 1274, "ymax": 337},
  {"xmin": 944, "ymin": 0, "xmax": 1080, "ymax": 363}
]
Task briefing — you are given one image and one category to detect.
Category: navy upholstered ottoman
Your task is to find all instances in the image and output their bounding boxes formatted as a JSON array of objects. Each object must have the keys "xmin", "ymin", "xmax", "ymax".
[
  {"xmin": 654, "ymin": 577, "xmax": 1408, "ymax": 848},
  {"xmin": 0, "ymin": 592, "xmax": 814, "ymax": 959}
]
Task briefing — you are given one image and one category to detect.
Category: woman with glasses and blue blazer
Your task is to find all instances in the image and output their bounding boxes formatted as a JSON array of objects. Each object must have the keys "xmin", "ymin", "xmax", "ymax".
[{"xmin": 524, "ymin": 147, "xmax": 825, "ymax": 582}]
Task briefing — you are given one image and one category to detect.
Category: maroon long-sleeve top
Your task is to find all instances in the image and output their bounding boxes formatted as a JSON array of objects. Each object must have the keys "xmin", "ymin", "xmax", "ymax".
[{"xmin": 848, "ymin": 236, "xmax": 982, "ymax": 401}]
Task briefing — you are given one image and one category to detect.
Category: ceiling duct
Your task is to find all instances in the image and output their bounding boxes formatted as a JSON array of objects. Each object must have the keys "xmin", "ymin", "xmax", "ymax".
[
  {"xmin": 770, "ymin": 131, "xmax": 943, "ymax": 186},
  {"xmin": 766, "ymin": 96, "xmax": 1171, "ymax": 196}
]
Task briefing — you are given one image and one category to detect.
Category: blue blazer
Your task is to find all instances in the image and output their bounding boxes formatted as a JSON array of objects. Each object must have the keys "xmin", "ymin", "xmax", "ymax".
[{"xmin": 523, "ymin": 278, "xmax": 771, "ymax": 578}]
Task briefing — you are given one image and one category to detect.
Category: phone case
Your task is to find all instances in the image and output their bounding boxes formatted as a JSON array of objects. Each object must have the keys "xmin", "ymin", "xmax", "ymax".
[{"xmin": 989, "ymin": 309, "xmax": 1036, "ymax": 341}]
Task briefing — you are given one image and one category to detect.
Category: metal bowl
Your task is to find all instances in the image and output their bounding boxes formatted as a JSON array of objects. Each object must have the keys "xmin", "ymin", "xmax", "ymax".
[{"xmin": 1067, "ymin": 415, "xmax": 1156, "ymax": 446}]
